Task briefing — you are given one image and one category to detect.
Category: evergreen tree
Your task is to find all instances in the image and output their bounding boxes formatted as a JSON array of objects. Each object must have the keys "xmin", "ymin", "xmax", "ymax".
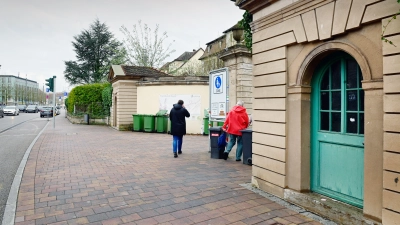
[{"xmin": 64, "ymin": 19, "xmax": 126, "ymax": 85}]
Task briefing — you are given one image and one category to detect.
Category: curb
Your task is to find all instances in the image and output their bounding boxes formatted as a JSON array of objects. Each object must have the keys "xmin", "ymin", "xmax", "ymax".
[{"xmin": 1, "ymin": 121, "xmax": 49, "ymax": 225}]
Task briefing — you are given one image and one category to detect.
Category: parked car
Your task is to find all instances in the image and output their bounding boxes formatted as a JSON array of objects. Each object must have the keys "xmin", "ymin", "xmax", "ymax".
[
  {"xmin": 3, "ymin": 106, "xmax": 19, "ymax": 116},
  {"xmin": 0, "ymin": 106, "xmax": 4, "ymax": 118},
  {"xmin": 56, "ymin": 108, "xmax": 60, "ymax": 115},
  {"xmin": 18, "ymin": 105, "xmax": 27, "ymax": 113},
  {"xmin": 40, "ymin": 106, "xmax": 54, "ymax": 118},
  {"xmin": 26, "ymin": 105, "xmax": 39, "ymax": 113}
]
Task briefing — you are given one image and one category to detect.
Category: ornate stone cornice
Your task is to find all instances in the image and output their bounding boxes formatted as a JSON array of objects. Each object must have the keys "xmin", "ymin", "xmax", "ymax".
[
  {"xmin": 234, "ymin": 0, "xmax": 278, "ymax": 15},
  {"xmin": 218, "ymin": 44, "xmax": 252, "ymax": 61}
]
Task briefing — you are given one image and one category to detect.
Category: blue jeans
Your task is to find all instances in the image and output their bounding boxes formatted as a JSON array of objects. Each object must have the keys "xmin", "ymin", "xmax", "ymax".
[
  {"xmin": 172, "ymin": 135, "xmax": 183, "ymax": 153},
  {"xmin": 225, "ymin": 134, "xmax": 243, "ymax": 160}
]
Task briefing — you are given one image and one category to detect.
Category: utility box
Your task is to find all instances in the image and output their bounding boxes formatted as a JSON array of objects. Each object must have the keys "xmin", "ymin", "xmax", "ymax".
[
  {"xmin": 84, "ymin": 114, "xmax": 90, "ymax": 125},
  {"xmin": 210, "ymin": 127, "xmax": 224, "ymax": 159},
  {"xmin": 241, "ymin": 129, "xmax": 253, "ymax": 165}
]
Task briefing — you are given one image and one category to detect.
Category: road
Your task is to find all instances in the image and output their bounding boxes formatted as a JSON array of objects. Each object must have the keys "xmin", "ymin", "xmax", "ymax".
[{"xmin": 0, "ymin": 112, "xmax": 50, "ymax": 222}]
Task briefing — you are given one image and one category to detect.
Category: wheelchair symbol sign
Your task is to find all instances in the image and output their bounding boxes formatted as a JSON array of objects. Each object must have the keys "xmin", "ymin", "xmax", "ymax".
[
  {"xmin": 213, "ymin": 75, "xmax": 223, "ymax": 94},
  {"xmin": 215, "ymin": 76, "xmax": 221, "ymax": 88}
]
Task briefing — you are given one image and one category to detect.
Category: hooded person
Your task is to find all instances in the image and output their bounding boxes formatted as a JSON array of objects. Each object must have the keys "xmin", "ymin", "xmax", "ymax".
[
  {"xmin": 169, "ymin": 100, "xmax": 190, "ymax": 158},
  {"xmin": 221, "ymin": 100, "xmax": 249, "ymax": 161}
]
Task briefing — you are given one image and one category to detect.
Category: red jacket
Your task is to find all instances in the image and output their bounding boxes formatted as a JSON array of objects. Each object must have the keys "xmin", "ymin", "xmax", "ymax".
[{"xmin": 222, "ymin": 105, "xmax": 249, "ymax": 136}]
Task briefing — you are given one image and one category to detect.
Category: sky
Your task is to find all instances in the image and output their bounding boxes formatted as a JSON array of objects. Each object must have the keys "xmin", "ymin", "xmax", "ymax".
[{"xmin": 0, "ymin": 0, "xmax": 244, "ymax": 92}]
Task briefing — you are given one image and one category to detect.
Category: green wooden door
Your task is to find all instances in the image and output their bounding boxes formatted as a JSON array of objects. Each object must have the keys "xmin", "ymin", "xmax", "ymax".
[{"xmin": 311, "ymin": 53, "xmax": 364, "ymax": 208}]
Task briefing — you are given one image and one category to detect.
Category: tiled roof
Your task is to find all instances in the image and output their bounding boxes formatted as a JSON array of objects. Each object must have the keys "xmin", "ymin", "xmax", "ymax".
[
  {"xmin": 159, "ymin": 62, "xmax": 171, "ymax": 71},
  {"xmin": 174, "ymin": 51, "xmax": 197, "ymax": 61},
  {"xmin": 121, "ymin": 66, "xmax": 171, "ymax": 77}
]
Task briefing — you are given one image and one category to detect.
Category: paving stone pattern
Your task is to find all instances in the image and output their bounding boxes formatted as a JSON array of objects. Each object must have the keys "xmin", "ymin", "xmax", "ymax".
[{"xmin": 14, "ymin": 117, "xmax": 321, "ymax": 225}]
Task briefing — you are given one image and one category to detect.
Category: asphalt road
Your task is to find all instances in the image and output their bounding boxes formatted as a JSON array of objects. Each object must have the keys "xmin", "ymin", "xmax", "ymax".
[{"xmin": 0, "ymin": 112, "xmax": 50, "ymax": 222}]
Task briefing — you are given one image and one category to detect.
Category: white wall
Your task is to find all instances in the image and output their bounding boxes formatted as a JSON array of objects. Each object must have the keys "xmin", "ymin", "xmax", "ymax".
[{"xmin": 137, "ymin": 85, "xmax": 209, "ymax": 134}]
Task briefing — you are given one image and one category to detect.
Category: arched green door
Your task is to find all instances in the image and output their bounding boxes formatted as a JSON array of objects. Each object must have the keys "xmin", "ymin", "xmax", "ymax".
[{"xmin": 311, "ymin": 53, "xmax": 364, "ymax": 208}]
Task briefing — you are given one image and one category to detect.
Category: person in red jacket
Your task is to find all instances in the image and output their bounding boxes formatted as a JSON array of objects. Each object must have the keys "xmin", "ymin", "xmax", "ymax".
[{"xmin": 222, "ymin": 100, "xmax": 249, "ymax": 161}]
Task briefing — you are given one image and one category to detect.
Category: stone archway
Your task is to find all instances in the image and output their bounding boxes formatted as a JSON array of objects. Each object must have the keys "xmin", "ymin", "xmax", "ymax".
[
  {"xmin": 296, "ymin": 41, "xmax": 372, "ymax": 86},
  {"xmin": 286, "ymin": 40, "xmax": 382, "ymax": 221}
]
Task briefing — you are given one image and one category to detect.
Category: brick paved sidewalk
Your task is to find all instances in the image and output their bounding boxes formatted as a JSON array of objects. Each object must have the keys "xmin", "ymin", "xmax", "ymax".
[{"xmin": 14, "ymin": 116, "xmax": 322, "ymax": 225}]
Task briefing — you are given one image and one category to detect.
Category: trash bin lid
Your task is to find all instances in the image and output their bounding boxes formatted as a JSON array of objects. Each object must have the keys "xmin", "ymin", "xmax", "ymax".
[{"xmin": 156, "ymin": 109, "xmax": 168, "ymax": 116}]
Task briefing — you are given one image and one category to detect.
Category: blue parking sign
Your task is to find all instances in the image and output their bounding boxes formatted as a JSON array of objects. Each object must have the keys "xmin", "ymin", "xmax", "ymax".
[{"xmin": 46, "ymin": 88, "xmax": 49, "ymax": 93}]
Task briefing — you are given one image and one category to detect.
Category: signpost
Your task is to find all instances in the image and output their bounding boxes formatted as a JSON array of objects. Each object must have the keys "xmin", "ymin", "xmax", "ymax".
[{"xmin": 209, "ymin": 68, "xmax": 229, "ymax": 123}]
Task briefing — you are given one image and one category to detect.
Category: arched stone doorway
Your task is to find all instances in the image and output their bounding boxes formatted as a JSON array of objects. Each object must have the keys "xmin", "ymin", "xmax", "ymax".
[
  {"xmin": 286, "ymin": 40, "xmax": 382, "ymax": 219},
  {"xmin": 310, "ymin": 52, "xmax": 364, "ymax": 207}
]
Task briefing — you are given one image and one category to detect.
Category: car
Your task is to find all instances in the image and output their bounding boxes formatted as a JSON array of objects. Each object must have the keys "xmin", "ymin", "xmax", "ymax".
[
  {"xmin": 26, "ymin": 105, "xmax": 39, "ymax": 113},
  {"xmin": 18, "ymin": 105, "xmax": 27, "ymax": 113},
  {"xmin": 3, "ymin": 106, "xmax": 19, "ymax": 116},
  {"xmin": 56, "ymin": 108, "xmax": 60, "ymax": 115},
  {"xmin": 0, "ymin": 106, "xmax": 4, "ymax": 118},
  {"xmin": 40, "ymin": 106, "xmax": 54, "ymax": 118}
]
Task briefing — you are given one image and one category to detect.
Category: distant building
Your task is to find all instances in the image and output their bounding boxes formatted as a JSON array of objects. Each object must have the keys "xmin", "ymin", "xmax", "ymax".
[
  {"xmin": 0, "ymin": 75, "xmax": 41, "ymax": 105},
  {"xmin": 199, "ymin": 22, "xmax": 244, "ymax": 74},
  {"xmin": 160, "ymin": 48, "xmax": 204, "ymax": 76}
]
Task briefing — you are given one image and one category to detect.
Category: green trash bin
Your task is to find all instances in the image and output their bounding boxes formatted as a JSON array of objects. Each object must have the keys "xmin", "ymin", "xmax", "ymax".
[
  {"xmin": 217, "ymin": 121, "xmax": 224, "ymax": 126},
  {"xmin": 143, "ymin": 114, "xmax": 155, "ymax": 132},
  {"xmin": 203, "ymin": 109, "xmax": 209, "ymax": 135},
  {"xmin": 133, "ymin": 114, "xmax": 144, "ymax": 131},
  {"xmin": 203, "ymin": 117, "xmax": 209, "ymax": 135},
  {"xmin": 155, "ymin": 110, "xmax": 168, "ymax": 133}
]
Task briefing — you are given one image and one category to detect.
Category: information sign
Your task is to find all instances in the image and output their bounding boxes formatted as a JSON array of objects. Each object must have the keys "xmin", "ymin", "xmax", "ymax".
[{"xmin": 209, "ymin": 68, "xmax": 228, "ymax": 121}]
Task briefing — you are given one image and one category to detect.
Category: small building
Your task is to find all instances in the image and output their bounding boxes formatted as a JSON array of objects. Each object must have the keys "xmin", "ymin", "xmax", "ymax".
[
  {"xmin": 231, "ymin": 0, "xmax": 400, "ymax": 224},
  {"xmin": 108, "ymin": 65, "xmax": 209, "ymax": 133}
]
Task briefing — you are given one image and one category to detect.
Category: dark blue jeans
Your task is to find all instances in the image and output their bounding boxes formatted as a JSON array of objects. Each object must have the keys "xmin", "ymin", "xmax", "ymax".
[{"xmin": 172, "ymin": 135, "xmax": 183, "ymax": 153}]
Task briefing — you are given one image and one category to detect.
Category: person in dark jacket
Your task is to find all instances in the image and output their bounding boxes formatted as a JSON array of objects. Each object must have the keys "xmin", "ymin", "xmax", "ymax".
[{"xmin": 169, "ymin": 100, "xmax": 190, "ymax": 158}]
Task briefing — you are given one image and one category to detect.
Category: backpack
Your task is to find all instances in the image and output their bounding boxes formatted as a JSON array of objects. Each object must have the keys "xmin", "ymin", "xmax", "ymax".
[{"xmin": 218, "ymin": 132, "xmax": 227, "ymax": 148}]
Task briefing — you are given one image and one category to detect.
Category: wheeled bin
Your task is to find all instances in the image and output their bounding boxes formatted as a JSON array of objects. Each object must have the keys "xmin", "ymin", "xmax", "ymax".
[
  {"xmin": 155, "ymin": 110, "xmax": 168, "ymax": 133},
  {"xmin": 143, "ymin": 115, "xmax": 155, "ymax": 132},
  {"xmin": 240, "ymin": 129, "xmax": 253, "ymax": 165},
  {"xmin": 133, "ymin": 114, "xmax": 144, "ymax": 131},
  {"xmin": 210, "ymin": 127, "xmax": 224, "ymax": 159}
]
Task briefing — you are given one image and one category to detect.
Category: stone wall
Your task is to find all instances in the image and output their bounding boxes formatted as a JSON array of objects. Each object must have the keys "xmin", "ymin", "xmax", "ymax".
[{"xmin": 239, "ymin": 0, "xmax": 400, "ymax": 222}]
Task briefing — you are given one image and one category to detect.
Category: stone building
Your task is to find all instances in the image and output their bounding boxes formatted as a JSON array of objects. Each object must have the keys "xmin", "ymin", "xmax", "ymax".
[{"xmin": 231, "ymin": 0, "xmax": 400, "ymax": 224}]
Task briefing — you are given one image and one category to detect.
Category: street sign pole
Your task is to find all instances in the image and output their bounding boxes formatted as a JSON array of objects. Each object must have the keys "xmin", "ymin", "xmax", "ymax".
[{"xmin": 53, "ymin": 76, "xmax": 56, "ymax": 128}]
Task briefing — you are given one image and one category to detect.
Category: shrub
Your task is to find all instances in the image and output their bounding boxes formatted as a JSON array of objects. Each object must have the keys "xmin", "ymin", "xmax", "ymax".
[{"xmin": 67, "ymin": 83, "xmax": 109, "ymax": 117}]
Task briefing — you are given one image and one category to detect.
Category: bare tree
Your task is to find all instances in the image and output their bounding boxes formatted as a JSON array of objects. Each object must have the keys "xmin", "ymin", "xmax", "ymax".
[{"xmin": 120, "ymin": 21, "xmax": 175, "ymax": 68}]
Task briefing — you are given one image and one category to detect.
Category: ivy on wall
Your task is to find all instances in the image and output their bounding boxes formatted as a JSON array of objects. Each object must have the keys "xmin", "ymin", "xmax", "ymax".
[
  {"xmin": 102, "ymin": 83, "xmax": 113, "ymax": 116},
  {"xmin": 381, "ymin": 0, "xmax": 400, "ymax": 46},
  {"xmin": 239, "ymin": 11, "xmax": 253, "ymax": 51}
]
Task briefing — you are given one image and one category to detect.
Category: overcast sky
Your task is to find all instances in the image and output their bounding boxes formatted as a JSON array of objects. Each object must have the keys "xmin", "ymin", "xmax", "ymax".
[{"xmin": 0, "ymin": 0, "xmax": 243, "ymax": 92}]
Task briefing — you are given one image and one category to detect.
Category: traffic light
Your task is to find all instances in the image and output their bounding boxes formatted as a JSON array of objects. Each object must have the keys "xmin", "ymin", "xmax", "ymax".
[{"xmin": 45, "ymin": 77, "xmax": 54, "ymax": 92}]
